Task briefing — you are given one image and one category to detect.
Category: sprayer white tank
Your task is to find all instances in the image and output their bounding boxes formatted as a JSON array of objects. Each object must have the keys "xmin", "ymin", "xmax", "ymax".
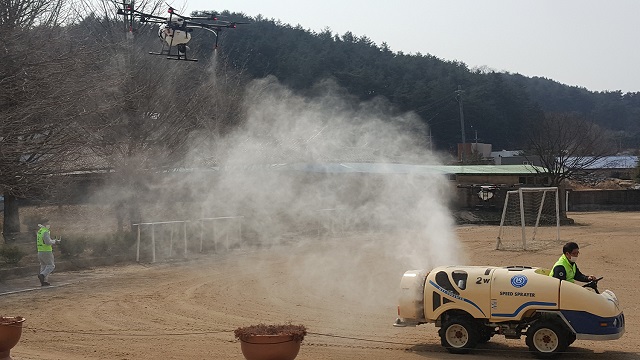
[
  {"xmin": 394, "ymin": 265, "xmax": 624, "ymax": 358},
  {"xmin": 158, "ymin": 24, "xmax": 191, "ymax": 46}
]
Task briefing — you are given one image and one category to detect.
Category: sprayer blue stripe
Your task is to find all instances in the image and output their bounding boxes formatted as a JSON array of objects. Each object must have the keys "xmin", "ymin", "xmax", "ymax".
[
  {"xmin": 428, "ymin": 280, "xmax": 486, "ymax": 316},
  {"xmin": 492, "ymin": 301, "xmax": 557, "ymax": 318}
]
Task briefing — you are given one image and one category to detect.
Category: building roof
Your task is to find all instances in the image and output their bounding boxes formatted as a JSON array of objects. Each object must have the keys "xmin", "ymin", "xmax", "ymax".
[
  {"xmin": 277, "ymin": 163, "xmax": 547, "ymax": 175},
  {"xmin": 491, "ymin": 150, "xmax": 523, "ymax": 158},
  {"xmin": 565, "ymin": 156, "xmax": 638, "ymax": 170}
]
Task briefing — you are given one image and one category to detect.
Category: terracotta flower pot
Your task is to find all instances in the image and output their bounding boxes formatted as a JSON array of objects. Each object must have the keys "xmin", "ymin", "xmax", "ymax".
[
  {"xmin": 0, "ymin": 316, "xmax": 26, "ymax": 360},
  {"xmin": 240, "ymin": 334, "xmax": 301, "ymax": 360},
  {"xmin": 234, "ymin": 324, "xmax": 306, "ymax": 360}
]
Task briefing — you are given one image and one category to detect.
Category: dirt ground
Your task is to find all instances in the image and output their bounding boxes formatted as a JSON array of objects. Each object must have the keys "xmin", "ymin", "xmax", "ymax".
[{"xmin": 2, "ymin": 211, "xmax": 639, "ymax": 359}]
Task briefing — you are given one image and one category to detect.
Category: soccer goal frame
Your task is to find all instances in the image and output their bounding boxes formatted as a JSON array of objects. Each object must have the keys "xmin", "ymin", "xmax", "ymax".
[{"xmin": 496, "ymin": 187, "xmax": 560, "ymax": 250}]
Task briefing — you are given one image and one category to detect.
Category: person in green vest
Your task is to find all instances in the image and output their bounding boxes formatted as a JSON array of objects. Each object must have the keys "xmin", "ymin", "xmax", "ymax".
[
  {"xmin": 549, "ymin": 241, "xmax": 596, "ymax": 283},
  {"xmin": 36, "ymin": 219, "xmax": 60, "ymax": 286}
]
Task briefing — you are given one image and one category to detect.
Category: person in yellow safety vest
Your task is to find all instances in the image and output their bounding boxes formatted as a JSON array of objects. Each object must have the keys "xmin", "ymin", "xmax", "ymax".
[
  {"xmin": 36, "ymin": 219, "xmax": 60, "ymax": 286},
  {"xmin": 549, "ymin": 241, "xmax": 596, "ymax": 283}
]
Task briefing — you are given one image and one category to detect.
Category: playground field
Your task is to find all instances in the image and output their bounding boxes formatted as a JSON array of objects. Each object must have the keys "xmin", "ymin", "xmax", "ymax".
[{"xmin": 2, "ymin": 211, "xmax": 638, "ymax": 359}]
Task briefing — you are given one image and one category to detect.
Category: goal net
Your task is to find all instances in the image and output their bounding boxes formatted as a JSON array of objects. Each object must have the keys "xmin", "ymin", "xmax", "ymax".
[{"xmin": 496, "ymin": 187, "xmax": 560, "ymax": 251}]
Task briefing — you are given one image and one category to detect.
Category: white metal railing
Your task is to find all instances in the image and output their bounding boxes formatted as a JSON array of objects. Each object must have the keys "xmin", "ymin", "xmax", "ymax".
[
  {"xmin": 198, "ymin": 216, "xmax": 243, "ymax": 253},
  {"xmin": 315, "ymin": 208, "xmax": 338, "ymax": 235},
  {"xmin": 133, "ymin": 216, "xmax": 243, "ymax": 263}
]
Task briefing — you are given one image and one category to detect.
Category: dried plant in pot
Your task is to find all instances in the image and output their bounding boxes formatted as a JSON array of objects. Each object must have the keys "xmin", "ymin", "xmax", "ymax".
[
  {"xmin": 0, "ymin": 316, "xmax": 26, "ymax": 360},
  {"xmin": 234, "ymin": 324, "xmax": 307, "ymax": 360}
]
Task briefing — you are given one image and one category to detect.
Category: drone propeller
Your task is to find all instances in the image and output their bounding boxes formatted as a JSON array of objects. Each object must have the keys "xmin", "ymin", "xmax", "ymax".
[
  {"xmin": 190, "ymin": 10, "xmax": 219, "ymax": 21},
  {"xmin": 228, "ymin": 21, "xmax": 250, "ymax": 28},
  {"xmin": 165, "ymin": 4, "xmax": 191, "ymax": 21},
  {"xmin": 206, "ymin": 21, "xmax": 250, "ymax": 29}
]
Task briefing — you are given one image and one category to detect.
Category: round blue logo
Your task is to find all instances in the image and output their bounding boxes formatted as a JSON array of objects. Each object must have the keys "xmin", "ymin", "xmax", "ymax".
[{"xmin": 511, "ymin": 275, "xmax": 528, "ymax": 288}]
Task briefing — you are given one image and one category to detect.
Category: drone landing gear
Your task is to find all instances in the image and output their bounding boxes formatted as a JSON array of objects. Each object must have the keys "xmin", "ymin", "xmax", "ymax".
[
  {"xmin": 149, "ymin": 52, "xmax": 197, "ymax": 61},
  {"xmin": 169, "ymin": 44, "xmax": 197, "ymax": 61},
  {"xmin": 167, "ymin": 56, "xmax": 197, "ymax": 62},
  {"xmin": 148, "ymin": 46, "xmax": 197, "ymax": 61}
]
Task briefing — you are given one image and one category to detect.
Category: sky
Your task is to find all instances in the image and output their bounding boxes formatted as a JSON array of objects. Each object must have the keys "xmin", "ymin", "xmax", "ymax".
[{"xmin": 179, "ymin": 0, "xmax": 640, "ymax": 94}]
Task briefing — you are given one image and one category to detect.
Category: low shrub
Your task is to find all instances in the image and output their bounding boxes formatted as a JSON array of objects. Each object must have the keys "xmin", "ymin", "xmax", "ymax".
[
  {"xmin": 0, "ymin": 245, "xmax": 25, "ymax": 266},
  {"xmin": 112, "ymin": 231, "xmax": 136, "ymax": 256},
  {"xmin": 58, "ymin": 236, "xmax": 88, "ymax": 258},
  {"xmin": 234, "ymin": 324, "xmax": 307, "ymax": 342},
  {"xmin": 91, "ymin": 237, "xmax": 113, "ymax": 256}
]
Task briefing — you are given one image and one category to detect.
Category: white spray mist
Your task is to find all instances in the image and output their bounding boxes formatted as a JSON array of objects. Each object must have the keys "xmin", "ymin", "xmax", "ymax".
[{"xmin": 185, "ymin": 76, "xmax": 464, "ymax": 313}]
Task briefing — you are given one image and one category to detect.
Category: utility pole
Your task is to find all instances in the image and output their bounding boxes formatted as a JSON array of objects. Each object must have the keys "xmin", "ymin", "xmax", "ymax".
[{"xmin": 455, "ymin": 85, "xmax": 466, "ymax": 162}]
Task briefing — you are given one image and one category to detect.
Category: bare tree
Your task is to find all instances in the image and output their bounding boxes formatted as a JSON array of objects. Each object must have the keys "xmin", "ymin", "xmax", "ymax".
[
  {"xmin": 72, "ymin": 1, "xmax": 249, "ymax": 231},
  {"xmin": 0, "ymin": 0, "xmax": 66, "ymax": 28},
  {"xmin": 0, "ymin": 0, "xmax": 105, "ymax": 240},
  {"xmin": 525, "ymin": 112, "xmax": 615, "ymax": 187},
  {"xmin": 524, "ymin": 112, "xmax": 615, "ymax": 221},
  {"xmin": 0, "ymin": 0, "xmax": 250, "ymax": 238}
]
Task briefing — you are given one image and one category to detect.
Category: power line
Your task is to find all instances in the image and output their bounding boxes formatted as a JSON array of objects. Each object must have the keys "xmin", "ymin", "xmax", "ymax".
[
  {"xmin": 415, "ymin": 92, "xmax": 455, "ymax": 114},
  {"xmin": 20, "ymin": 326, "xmax": 612, "ymax": 356}
]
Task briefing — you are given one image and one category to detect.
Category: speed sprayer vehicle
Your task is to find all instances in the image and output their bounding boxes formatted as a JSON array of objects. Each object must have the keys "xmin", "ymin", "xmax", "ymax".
[{"xmin": 394, "ymin": 265, "xmax": 624, "ymax": 358}]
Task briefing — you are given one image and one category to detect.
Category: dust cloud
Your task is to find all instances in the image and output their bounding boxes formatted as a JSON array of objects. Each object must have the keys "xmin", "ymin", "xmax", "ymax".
[{"xmin": 184, "ymin": 76, "xmax": 464, "ymax": 311}]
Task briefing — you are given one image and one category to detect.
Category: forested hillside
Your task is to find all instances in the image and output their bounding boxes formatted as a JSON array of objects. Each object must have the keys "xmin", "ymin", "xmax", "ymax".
[
  {"xmin": 191, "ymin": 11, "xmax": 640, "ymax": 151},
  {"xmin": 2, "ymin": 2, "xmax": 639, "ymax": 236}
]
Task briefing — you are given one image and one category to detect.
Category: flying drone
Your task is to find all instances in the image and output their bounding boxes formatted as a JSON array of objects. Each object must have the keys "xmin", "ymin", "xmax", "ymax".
[{"xmin": 116, "ymin": 1, "xmax": 248, "ymax": 61}]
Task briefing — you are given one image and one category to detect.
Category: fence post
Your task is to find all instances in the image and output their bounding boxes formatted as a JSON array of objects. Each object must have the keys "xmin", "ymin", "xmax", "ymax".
[
  {"xmin": 212, "ymin": 220, "xmax": 217, "ymax": 252},
  {"xmin": 225, "ymin": 221, "xmax": 229, "ymax": 250},
  {"xmin": 183, "ymin": 221, "xmax": 188, "ymax": 257},
  {"xmin": 151, "ymin": 223, "xmax": 156, "ymax": 263},
  {"xmin": 136, "ymin": 224, "xmax": 141, "ymax": 262},
  {"xmin": 169, "ymin": 224, "xmax": 174, "ymax": 258},
  {"xmin": 200, "ymin": 219, "xmax": 204, "ymax": 253}
]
